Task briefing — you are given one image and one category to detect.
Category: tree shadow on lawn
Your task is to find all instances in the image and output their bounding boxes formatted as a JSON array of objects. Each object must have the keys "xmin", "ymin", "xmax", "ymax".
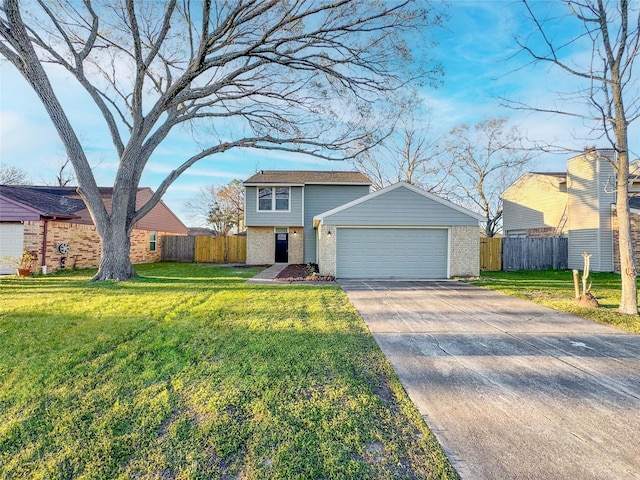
[{"xmin": 0, "ymin": 316, "xmax": 456, "ymax": 479}]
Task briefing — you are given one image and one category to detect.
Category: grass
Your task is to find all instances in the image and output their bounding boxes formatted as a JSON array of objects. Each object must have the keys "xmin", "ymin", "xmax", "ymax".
[
  {"xmin": 472, "ymin": 269, "xmax": 640, "ymax": 334},
  {"xmin": 0, "ymin": 263, "xmax": 456, "ymax": 480}
]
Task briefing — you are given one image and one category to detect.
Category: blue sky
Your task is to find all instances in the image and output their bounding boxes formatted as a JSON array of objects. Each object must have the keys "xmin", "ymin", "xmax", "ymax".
[{"xmin": 1, "ymin": 1, "xmax": 638, "ymax": 225}]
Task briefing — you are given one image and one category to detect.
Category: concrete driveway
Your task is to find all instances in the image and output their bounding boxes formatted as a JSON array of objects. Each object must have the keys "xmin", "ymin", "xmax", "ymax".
[{"xmin": 339, "ymin": 280, "xmax": 640, "ymax": 480}]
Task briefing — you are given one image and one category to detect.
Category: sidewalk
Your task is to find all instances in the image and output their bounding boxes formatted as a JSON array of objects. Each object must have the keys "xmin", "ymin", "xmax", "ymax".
[{"xmin": 245, "ymin": 263, "xmax": 288, "ymax": 284}]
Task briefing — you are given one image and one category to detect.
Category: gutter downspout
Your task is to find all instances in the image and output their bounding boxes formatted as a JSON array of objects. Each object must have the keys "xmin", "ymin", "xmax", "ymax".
[{"xmin": 41, "ymin": 218, "xmax": 49, "ymax": 274}]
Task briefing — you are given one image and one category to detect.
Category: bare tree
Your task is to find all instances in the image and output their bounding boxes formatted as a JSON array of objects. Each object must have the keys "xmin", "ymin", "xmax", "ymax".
[
  {"xmin": 185, "ymin": 180, "xmax": 244, "ymax": 235},
  {"xmin": 48, "ymin": 157, "xmax": 75, "ymax": 187},
  {"xmin": 446, "ymin": 118, "xmax": 535, "ymax": 237},
  {"xmin": 0, "ymin": 163, "xmax": 30, "ymax": 184},
  {"xmin": 353, "ymin": 110, "xmax": 451, "ymax": 192},
  {"xmin": 510, "ymin": 0, "xmax": 639, "ymax": 314},
  {"xmin": 0, "ymin": 0, "xmax": 441, "ymax": 280},
  {"xmin": 42, "ymin": 155, "xmax": 104, "ymax": 187}
]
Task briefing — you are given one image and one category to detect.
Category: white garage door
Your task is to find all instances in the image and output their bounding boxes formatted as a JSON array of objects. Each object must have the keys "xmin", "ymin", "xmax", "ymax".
[
  {"xmin": 336, "ymin": 227, "xmax": 448, "ymax": 279},
  {"xmin": 0, "ymin": 223, "xmax": 25, "ymax": 275}
]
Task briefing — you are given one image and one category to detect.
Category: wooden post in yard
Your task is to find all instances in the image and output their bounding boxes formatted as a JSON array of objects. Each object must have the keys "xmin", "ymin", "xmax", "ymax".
[{"xmin": 572, "ymin": 269, "xmax": 580, "ymax": 299}]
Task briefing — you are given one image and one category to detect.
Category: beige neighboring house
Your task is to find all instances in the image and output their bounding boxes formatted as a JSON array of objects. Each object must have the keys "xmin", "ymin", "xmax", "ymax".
[{"xmin": 502, "ymin": 148, "xmax": 640, "ymax": 272}]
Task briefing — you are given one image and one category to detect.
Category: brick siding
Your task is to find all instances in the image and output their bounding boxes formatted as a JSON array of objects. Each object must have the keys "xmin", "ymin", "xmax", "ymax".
[
  {"xmin": 526, "ymin": 227, "xmax": 559, "ymax": 238},
  {"xmin": 450, "ymin": 225, "xmax": 480, "ymax": 277},
  {"xmin": 246, "ymin": 226, "xmax": 303, "ymax": 264},
  {"xmin": 22, "ymin": 220, "xmax": 178, "ymax": 273},
  {"xmin": 611, "ymin": 210, "xmax": 640, "ymax": 273}
]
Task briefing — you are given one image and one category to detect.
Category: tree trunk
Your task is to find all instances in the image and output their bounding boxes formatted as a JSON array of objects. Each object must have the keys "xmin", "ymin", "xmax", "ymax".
[
  {"xmin": 616, "ymin": 155, "xmax": 637, "ymax": 314},
  {"xmin": 610, "ymin": 47, "xmax": 637, "ymax": 314},
  {"xmin": 92, "ymin": 220, "xmax": 137, "ymax": 281}
]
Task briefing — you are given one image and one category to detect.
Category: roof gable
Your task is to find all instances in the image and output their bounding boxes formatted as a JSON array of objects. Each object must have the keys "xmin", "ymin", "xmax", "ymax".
[
  {"xmin": 0, "ymin": 185, "xmax": 86, "ymax": 218},
  {"xmin": 501, "ymin": 172, "xmax": 568, "ymax": 199},
  {"xmin": 243, "ymin": 170, "xmax": 371, "ymax": 185},
  {"xmin": 0, "ymin": 185, "xmax": 188, "ymax": 234},
  {"xmin": 314, "ymin": 182, "xmax": 484, "ymax": 225}
]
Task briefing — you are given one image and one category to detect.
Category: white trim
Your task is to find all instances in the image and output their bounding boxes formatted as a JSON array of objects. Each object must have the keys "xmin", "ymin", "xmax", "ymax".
[
  {"xmin": 256, "ymin": 186, "xmax": 291, "ymax": 213},
  {"xmin": 333, "ymin": 225, "xmax": 450, "ymax": 229},
  {"xmin": 303, "ymin": 182, "xmax": 371, "ymax": 186},
  {"xmin": 301, "ymin": 186, "xmax": 305, "ymax": 227},
  {"xmin": 149, "ymin": 231, "xmax": 158, "ymax": 252},
  {"xmin": 447, "ymin": 227, "xmax": 451, "ymax": 278},
  {"xmin": 243, "ymin": 182, "xmax": 371, "ymax": 187},
  {"xmin": 244, "ymin": 183, "xmax": 305, "ymax": 187},
  {"xmin": 314, "ymin": 182, "xmax": 484, "ymax": 223}
]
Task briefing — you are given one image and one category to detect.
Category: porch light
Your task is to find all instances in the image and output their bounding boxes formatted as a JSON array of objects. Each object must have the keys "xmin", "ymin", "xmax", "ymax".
[
  {"xmin": 293, "ymin": 230, "xmax": 297, "ymax": 236},
  {"xmin": 327, "ymin": 230, "xmax": 332, "ymax": 237}
]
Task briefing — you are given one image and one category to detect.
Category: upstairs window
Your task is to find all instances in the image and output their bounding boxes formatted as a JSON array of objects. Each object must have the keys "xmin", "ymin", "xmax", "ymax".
[
  {"xmin": 258, "ymin": 187, "xmax": 289, "ymax": 211},
  {"xmin": 275, "ymin": 187, "xmax": 289, "ymax": 211},
  {"xmin": 258, "ymin": 187, "xmax": 273, "ymax": 210}
]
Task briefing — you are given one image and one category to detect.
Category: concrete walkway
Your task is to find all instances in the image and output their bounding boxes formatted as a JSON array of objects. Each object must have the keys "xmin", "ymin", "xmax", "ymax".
[
  {"xmin": 339, "ymin": 280, "xmax": 640, "ymax": 480},
  {"xmin": 245, "ymin": 263, "xmax": 288, "ymax": 284}
]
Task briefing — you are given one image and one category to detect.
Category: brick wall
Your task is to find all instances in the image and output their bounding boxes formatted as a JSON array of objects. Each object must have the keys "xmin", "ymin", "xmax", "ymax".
[
  {"xmin": 526, "ymin": 227, "xmax": 558, "ymax": 238},
  {"xmin": 246, "ymin": 226, "xmax": 303, "ymax": 264},
  {"xmin": 246, "ymin": 226, "xmax": 275, "ymax": 264},
  {"xmin": 288, "ymin": 228, "xmax": 304, "ymax": 264},
  {"xmin": 22, "ymin": 220, "xmax": 177, "ymax": 273},
  {"xmin": 317, "ymin": 224, "xmax": 335, "ymax": 276},
  {"xmin": 450, "ymin": 226, "xmax": 480, "ymax": 277},
  {"xmin": 611, "ymin": 210, "xmax": 640, "ymax": 273}
]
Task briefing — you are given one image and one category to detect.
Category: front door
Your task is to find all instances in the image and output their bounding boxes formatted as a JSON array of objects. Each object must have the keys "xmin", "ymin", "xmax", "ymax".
[{"xmin": 275, "ymin": 232, "xmax": 288, "ymax": 262}]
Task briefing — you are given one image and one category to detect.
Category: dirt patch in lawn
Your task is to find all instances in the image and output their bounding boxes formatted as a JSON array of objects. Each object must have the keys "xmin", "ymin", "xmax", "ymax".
[{"xmin": 276, "ymin": 264, "xmax": 335, "ymax": 282}]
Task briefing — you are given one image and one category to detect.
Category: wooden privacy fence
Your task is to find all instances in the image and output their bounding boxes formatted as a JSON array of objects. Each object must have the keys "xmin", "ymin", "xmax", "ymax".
[
  {"xmin": 161, "ymin": 235, "xmax": 247, "ymax": 263},
  {"xmin": 501, "ymin": 237, "xmax": 568, "ymax": 271},
  {"xmin": 194, "ymin": 236, "xmax": 246, "ymax": 263},
  {"xmin": 480, "ymin": 237, "xmax": 502, "ymax": 271},
  {"xmin": 161, "ymin": 235, "xmax": 195, "ymax": 262}
]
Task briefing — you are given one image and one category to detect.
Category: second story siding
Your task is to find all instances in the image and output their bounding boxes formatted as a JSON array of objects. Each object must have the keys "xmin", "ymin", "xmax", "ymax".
[
  {"xmin": 303, "ymin": 184, "xmax": 370, "ymax": 263},
  {"xmin": 244, "ymin": 186, "xmax": 304, "ymax": 227},
  {"xmin": 502, "ymin": 173, "xmax": 568, "ymax": 235},
  {"xmin": 567, "ymin": 150, "xmax": 615, "ymax": 271}
]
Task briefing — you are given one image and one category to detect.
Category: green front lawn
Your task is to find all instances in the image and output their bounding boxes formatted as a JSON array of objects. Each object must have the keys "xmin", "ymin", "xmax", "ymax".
[
  {"xmin": 472, "ymin": 270, "xmax": 640, "ymax": 334},
  {"xmin": 0, "ymin": 263, "xmax": 456, "ymax": 480}
]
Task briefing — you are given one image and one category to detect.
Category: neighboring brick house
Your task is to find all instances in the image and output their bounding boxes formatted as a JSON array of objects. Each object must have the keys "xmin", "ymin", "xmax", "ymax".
[
  {"xmin": 0, "ymin": 185, "xmax": 188, "ymax": 274},
  {"xmin": 243, "ymin": 171, "xmax": 482, "ymax": 278},
  {"xmin": 502, "ymin": 148, "xmax": 640, "ymax": 272}
]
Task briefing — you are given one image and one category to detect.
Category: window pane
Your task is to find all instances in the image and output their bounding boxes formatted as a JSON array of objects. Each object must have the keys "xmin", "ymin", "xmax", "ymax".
[
  {"xmin": 258, "ymin": 187, "xmax": 272, "ymax": 210},
  {"xmin": 275, "ymin": 187, "xmax": 289, "ymax": 210},
  {"xmin": 149, "ymin": 232, "xmax": 157, "ymax": 252}
]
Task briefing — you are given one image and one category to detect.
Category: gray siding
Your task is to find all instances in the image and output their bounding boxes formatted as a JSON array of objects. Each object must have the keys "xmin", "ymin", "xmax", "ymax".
[
  {"xmin": 323, "ymin": 186, "xmax": 478, "ymax": 226},
  {"xmin": 303, "ymin": 184, "xmax": 369, "ymax": 263},
  {"xmin": 567, "ymin": 152, "xmax": 615, "ymax": 271},
  {"xmin": 244, "ymin": 186, "xmax": 303, "ymax": 227}
]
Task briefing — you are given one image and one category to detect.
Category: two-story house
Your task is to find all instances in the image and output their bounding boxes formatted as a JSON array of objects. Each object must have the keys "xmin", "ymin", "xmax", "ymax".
[
  {"xmin": 502, "ymin": 148, "xmax": 640, "ymax": 272},
  {"xmin": 244, "ymin": 170, "xmax": 483, "ymax": 279},
  {"xmin": 243, "ymin": 170, "xmax": 372, "ymax": 265}
]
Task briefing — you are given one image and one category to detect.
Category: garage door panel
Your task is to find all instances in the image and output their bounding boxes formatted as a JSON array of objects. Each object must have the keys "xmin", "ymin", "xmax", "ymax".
[
  {"xmin": 0, "ymin": 223, "xmax": 25, "ymax": 275},
  {"xmin": 336, "ymin": 228, "xmax": 447, "ymax": 279}
]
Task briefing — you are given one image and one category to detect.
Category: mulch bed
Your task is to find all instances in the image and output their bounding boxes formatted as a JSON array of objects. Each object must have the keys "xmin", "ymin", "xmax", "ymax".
[{"xmin": 275, "ymin": 264, "xmax": 335, "ymax": 282}]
